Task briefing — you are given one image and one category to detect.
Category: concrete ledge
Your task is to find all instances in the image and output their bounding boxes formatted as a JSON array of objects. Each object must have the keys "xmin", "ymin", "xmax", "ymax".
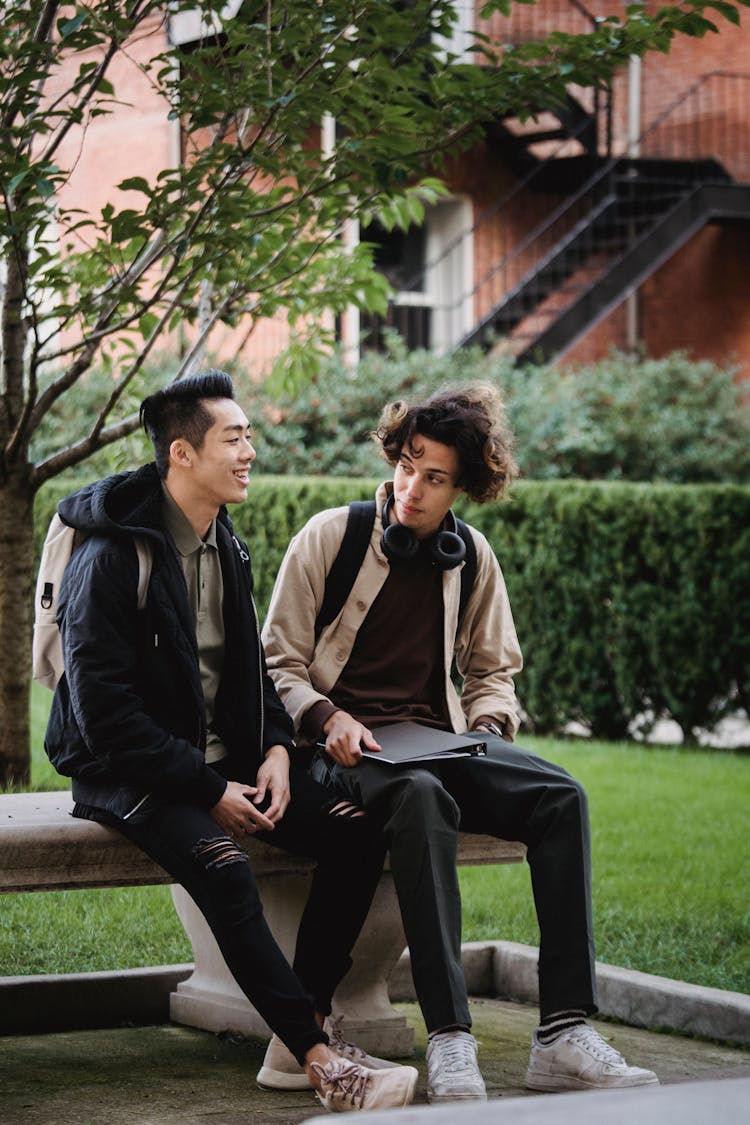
[
  {"xmin": 390, "ymin": 940, "xmax": 750, "ymax": 1047},
  {"xmin": 595, "ymin": 960, "xmax": 750, "ymax": 1046},
  {"xmin": 0, "ymin": 964, "xmax": 193, "ymax": 1034},
  {"xmin": 3, "ymin": 940, "xmax": 748, "ymax": 1046},
  {"xmin": 303, "ymin": 1076, "xmax": 750, "ymax": 1124}
]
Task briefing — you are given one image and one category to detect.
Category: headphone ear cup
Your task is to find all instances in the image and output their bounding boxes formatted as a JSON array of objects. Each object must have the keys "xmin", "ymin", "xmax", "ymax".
[
  {"xmin": 429, "ymin": 530, "xmax": 467, "ymax": 570},
  {"xmin": 381, "ymin": 521, "xmax": 419, "ymax": 561}
]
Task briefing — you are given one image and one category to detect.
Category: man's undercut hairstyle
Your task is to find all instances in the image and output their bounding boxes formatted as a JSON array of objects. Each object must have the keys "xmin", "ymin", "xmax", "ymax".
[
  {"xmin": 375, "ymin": 383, "xmax": 518, "ymax": 504},
  {"xmin": 140, "ymin": 370, "xmax": 236, "ymax": 478}
]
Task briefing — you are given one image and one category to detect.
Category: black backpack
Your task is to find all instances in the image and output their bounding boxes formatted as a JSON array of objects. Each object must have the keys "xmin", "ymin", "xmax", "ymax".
[{"xmin": 314, "ymin": 500, "xmax": 477, "ymax": 641}]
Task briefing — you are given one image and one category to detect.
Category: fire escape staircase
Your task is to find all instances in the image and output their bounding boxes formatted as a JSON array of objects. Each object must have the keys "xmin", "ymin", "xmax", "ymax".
[{"xmin": 461, "ymin": 105, "xmax": 750, "ymax": 363}]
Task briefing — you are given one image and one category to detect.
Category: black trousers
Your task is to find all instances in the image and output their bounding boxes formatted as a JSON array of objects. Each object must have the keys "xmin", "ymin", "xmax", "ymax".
[
  {"xmin": 314, "ymin": 737, "xmax": 597, "ymax": 1033},
  {"xmin": 79, "ymin": 766, "xmax": 385, "ymax": 1065}
]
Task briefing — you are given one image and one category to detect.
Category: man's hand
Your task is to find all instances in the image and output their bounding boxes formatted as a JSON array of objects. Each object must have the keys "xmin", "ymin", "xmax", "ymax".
[
  {"xmin": 210, "ymin": 779, "xmax": 276, "ymax": 836},
  {"xmin": 252, "ymin": 744, "xmax": 291, "ymax": 825},
  {"xmin": 323, "ymin": 710, "xmax": 381, "ymax": 768}
]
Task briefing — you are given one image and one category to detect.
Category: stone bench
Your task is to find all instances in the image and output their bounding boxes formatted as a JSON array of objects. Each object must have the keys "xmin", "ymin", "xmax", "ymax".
[{"xmin": 0, "ymin": 790, "xmax": 526, "ymax": 1055}]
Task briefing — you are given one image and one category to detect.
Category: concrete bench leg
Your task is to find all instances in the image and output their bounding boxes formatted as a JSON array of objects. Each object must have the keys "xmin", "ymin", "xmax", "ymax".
[{"xmin": 169, "ymin": 871, "xmax": 415, "ymax": 1057}]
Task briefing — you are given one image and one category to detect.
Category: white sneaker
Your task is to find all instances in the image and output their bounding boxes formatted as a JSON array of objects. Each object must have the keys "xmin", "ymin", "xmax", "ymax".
[
  {"xmin": 426, "ymin": 1030, "xmax": 487, "ymax": 1102},
  {"xmin": 525, "ymin": 1024, "xmax": 660, "ymax": 1091},
  {"xmin": 256, "ymin": 1017, "xmax": 397, "ymax": 1090},
  {"xmin": 257, "ymin": 1033, "xmax": 314, "ymax": 1090},
  {"xmin": 311, "ymin": 1058, "xmax": 418, "ymax": 1112}
]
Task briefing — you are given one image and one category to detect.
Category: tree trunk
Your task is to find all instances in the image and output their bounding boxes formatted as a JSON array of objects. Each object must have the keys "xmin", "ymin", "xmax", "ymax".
[{"xmin": 0, "ymin": 470, "xmax": 36, "ymax": 787}]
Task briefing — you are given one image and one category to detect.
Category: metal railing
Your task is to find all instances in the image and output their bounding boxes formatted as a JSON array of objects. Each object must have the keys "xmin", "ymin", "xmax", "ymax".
[{"xmin": 465, "ymin": 70, "xmax": 750, "ymax": 353}]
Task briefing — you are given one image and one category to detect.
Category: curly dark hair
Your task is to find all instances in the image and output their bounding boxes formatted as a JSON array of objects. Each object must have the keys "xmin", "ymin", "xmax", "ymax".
[{"xmin": 375, "ymin": 383, "xmax": 518, "ymax": 504}]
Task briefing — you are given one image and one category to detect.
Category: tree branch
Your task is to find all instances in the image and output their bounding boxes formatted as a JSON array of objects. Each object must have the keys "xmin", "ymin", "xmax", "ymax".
[{"xmin": 31, "ymin": 410, "xmax": 142, "ymax": 487}]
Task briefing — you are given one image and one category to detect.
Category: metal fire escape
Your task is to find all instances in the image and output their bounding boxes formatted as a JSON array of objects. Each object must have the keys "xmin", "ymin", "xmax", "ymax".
[
  {"xmin": 460, "ymin": 72, "xmax": 750, "ymax": 362},
  {"xmin": 359, "ymin": 0, "xmax": 750, "ymax": 363}
]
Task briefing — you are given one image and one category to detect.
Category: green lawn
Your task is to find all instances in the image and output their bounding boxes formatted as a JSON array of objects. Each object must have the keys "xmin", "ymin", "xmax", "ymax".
[
  {"xmin": 3, "ymin": 688, "xmax": 748, "ymax": 994},
  {"xmin": 460, "ymin": 737, "xmax": 749, "ymax": 994}
]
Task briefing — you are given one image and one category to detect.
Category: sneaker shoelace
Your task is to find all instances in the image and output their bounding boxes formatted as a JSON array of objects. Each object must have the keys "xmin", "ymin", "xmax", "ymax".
[
  {"xmin": 431, "ymin": 1033, "xmax": 477, "ymax": 1074},
  {"xmin": 312, "ymin": 1059, "xmax": 368, "ymax": 1108},
  {"xmin": 564, "ymin": 1025, "xmax": 626, "ymax": 1065},
  {"xmin": 327, "ymin": 1015, "xmax": 367, "ymax": 1063}
]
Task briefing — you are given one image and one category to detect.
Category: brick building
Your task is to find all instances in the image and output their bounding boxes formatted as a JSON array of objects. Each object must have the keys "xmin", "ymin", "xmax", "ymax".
[
  {"xmin": 366, "ymin": 2, "xmax": 750, "ymax": 373},
  {"xmin": 55, "ymin": 3, "xmax": 750, "ymax": 375}
]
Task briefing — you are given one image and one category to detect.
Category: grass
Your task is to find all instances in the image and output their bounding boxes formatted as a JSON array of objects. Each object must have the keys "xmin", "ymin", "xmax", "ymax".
[
  {"xmin": 29, "ymin": 682, "xmax": 66, "ymax": 792},
  {"xmin": 459, "ymin": 737, "xmax": 749, "ymax": 995},
  {"xmin": 3, "ymin": 687, "xmax": 748, "ymax": 993}
]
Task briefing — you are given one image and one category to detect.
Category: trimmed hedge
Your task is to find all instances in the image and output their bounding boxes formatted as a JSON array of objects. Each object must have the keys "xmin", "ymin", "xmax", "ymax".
[
  {"xmin": 459, "ymin": 480, "xmax": 750, "ymax": 741},
  {"xmin": 34, "ymin": 476, "xmax": 750, "ymax": 743}
]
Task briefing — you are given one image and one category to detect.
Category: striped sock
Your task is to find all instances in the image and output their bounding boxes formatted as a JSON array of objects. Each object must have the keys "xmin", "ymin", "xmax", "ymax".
[{"xmin": 536, "ymin": 1011, "xmax": 587, "ymax": 1045}]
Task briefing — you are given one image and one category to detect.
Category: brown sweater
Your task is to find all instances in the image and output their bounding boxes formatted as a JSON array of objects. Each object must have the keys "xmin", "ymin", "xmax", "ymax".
[{"xmin": 303, "ymin": 547, "xmax": 449, "ymax": 738}]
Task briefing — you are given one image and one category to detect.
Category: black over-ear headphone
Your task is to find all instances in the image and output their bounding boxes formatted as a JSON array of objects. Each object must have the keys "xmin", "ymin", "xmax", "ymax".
[{"xmin": 381, "ymin": 494, "xmax": 466, "ymax": 571}]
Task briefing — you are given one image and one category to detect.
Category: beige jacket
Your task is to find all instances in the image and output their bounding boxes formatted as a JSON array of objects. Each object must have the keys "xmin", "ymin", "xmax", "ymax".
[{"xmin": 262, "ymin": 483, "xmax": 523, "ymax": 741}]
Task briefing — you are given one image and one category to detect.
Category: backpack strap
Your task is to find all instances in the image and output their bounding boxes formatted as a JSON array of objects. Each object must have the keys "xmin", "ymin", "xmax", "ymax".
[
  {"xmin": 455, "ymin": 517, "xmax": 477, "ymax": 626},
  {"xmin": 314, "ymin": 501, "xmax": 376, "ymax": 640}
]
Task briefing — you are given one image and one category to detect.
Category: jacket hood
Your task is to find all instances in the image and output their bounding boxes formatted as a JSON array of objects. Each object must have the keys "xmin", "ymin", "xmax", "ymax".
[
  {"xmin": 57, "ymin": 462, "xmax": 236, "ymax": 545},
  {"xmin": 57, "ymin": 463, "xmax": 166, "ymax": 540}
]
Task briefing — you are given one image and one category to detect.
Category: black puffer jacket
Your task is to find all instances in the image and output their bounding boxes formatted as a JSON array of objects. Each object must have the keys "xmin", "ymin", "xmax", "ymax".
[{"xmin": 44, "ymin": 463, "xmax": 295, "ymax": 821}]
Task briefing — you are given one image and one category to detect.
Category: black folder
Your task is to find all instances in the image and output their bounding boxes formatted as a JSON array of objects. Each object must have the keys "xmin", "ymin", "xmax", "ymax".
[{"xmin": 362, "ymin": 721, "xmax": 487, "ymax": 765}]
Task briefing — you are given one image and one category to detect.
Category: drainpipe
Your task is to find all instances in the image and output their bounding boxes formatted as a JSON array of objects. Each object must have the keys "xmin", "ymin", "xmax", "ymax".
[
  {"xmin": 167, "ymin": 42, "xmax": 188, "ymax": 362},
  {"xmin": 625, "ymin": 55, "xmax": 642, "ymax": 350},
  {"xmin": 323, "ymin": 112, "xmax": 360, "ymax": 367},
  {"xmin": 340, "ymin": 213, "xmax": 360, "ymax": 368}
]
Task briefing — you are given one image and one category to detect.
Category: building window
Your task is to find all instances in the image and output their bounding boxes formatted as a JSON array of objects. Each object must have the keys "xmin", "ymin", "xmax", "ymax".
[{"xmin": 358, "ymin": 199, "xmax": 473, "ymax": 355}]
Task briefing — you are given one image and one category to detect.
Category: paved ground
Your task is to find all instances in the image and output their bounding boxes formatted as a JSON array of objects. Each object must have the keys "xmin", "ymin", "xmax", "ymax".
[{"xmin": 2, "ymin": 998, "xmax": 749, "ymax": 1125}]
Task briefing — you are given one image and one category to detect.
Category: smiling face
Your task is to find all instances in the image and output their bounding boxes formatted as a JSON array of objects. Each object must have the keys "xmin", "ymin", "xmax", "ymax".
[
  {"xmin": 391, "ymin": 433, "xmax": 462, "ymax": 539},
  {"xmin": 185, "ymin": 397, "xmax": 256, "ymax": 509},
  {"xmin": 166, "ymin": 396, "xmax": 256, "ymax": 527}
]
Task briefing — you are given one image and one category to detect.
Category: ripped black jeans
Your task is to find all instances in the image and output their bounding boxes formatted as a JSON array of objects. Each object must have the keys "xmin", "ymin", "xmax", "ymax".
[{"xmin": 78, "ymin": 766, "xmax": 385, "ymax": 1065}]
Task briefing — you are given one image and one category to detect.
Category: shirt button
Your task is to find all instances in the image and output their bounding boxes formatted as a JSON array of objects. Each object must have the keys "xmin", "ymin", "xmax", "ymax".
[
  {"xmin": 356, "ymin": 600, "xmax": 366, "ymax": 611},
  {"xmin": 335, "ymin": 649, "xmax": 346, "ymax": 662}
]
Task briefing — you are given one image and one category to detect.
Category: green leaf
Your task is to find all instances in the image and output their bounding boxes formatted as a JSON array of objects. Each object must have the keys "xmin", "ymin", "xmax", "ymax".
[
  {"xmin": 118, "ymin": 177, "xmax": 153, "ymax": 195},
  {"xmin": 34, "ymin": 175, "xmax": 56, "ymax": 199},
  {"xmin": 109, "ymin": 209, "xmax": 148, "ymax": 242},
  {"xmin": 138, "ymin": 312, "xmax": 159, "ymax": 340},
  {"xmin": 703, "ymin": 1, "xmax": 742, "ymax": 22},
  {"xmin": 58, "ymin": 13, "xmax": 88, "ymax": 38},
  {"xmin": 7, "ymin": 171, "xmax": 27, "ymax": 194}
]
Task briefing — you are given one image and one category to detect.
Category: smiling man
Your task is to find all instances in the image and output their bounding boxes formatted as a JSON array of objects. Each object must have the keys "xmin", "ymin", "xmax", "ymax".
[
  {"xmin": 43, "ymin": 370, "xmax": 419, "ymax": 1114},
  {"xmin": 261, "ymin": 383, "xmax": 659, "ymax": 1103}
]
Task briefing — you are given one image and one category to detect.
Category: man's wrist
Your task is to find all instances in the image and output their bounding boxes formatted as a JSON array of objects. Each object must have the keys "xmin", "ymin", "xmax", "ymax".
[
  {"xmin": 322, "ymin": 709, "xmax": 344, "ymax": 736},
  {"xmin": 303, "ymin": 699, "xmax": 339, "ymax": 739},
  {"xmin": 264, "ymin": 743, "xmax": 290, "ymax": 760},
  {"xmin": 474, "ymin": 720, "xmax": 505, "ymax": 739}
]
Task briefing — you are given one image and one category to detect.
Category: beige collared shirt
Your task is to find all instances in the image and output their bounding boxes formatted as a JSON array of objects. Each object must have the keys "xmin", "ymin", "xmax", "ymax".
[{"xmin": 161, "ymin": 484, "xmax": 227, "ymax": 764}]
